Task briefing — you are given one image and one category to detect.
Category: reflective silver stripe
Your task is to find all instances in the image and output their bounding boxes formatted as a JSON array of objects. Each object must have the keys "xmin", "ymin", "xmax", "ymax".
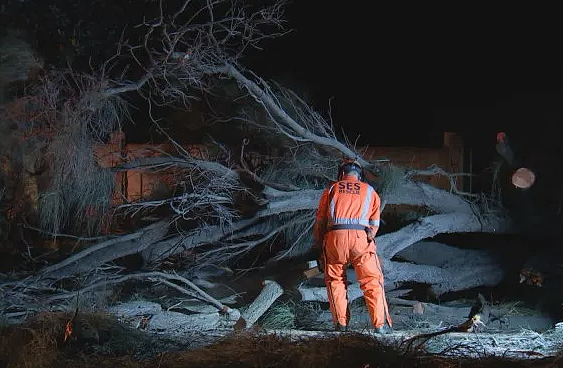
[
  {"xmin": 329, "ymin": 183, "xmax": 337, "ymax": 224},
  {"xmin": 328, "ymin": 183, "xmax": 376, "ymax": 227},
  {"xmin": 374, "ymin": 254, "xmax": 393, "ymax": 328},
  {"xmin": 360, "ymin": 185, "xmax": 374, "ymax": 223},
  {"xmin": 332, "ymin": 218, "xmax": 369, "ymax": 226},
  {"xmin": 369, "ymin": 219, "xmax": 380, "ymax": 226}
]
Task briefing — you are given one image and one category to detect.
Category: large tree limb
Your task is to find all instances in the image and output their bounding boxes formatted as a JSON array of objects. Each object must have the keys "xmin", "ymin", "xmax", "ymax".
[
  {"xmin": 144, "ymin": 182, "xmax": 509, "ymax": 264},
  {"xmin": 388, "ymin": 181, "xmax": 479, "ymax": 213},
  {"xmin": 377, "ymin": 212, "xmax": 510, "ymax": 259},
  {"xmin": 298, "ymin": 257, "xmax": 504, "ymax": 300},
  {"xmin": 393, "ymin": 241, "xmax": 498, "ymax": 268},
  {"xmin": 35, "ymin": 178, "xmax": 321, "ymax": 274},
  {"xmin": 381, "ymin": 258, "xmax": 505, "ymax": 295},
  {"xmin": 39, "ymin": 219, "xmax": 171, "ymax": 278},
  {"xmin": 299, "ymin": 241, "xmax": 506, "ymax": 299}
]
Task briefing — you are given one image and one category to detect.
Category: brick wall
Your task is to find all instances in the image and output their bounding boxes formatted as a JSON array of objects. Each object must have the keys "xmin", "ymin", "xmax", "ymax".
[
  {"xmin": 93, "ymin": 131, "xmax": 466, "ymax": 204},
  {"xmin": 363, "ymin": 132, "xmax": 465, "ymax": 191}
]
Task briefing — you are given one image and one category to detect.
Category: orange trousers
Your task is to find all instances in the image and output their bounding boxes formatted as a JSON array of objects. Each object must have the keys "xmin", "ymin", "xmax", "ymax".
[{"xmin": 322, "ymin": 230, "xmax": 392, "ymax": 328}]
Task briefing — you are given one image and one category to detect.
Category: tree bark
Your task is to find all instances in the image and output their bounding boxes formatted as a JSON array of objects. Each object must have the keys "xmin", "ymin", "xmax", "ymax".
[
  {"xmin": 239, "ymin": 280, "xmax": 283, "ymax": 328},
  {"xmin": 386, "ymin": 181, "xmax": 477, "ymax": 213},
  {"xmin": 382, "ymin": 258, "xmax": 505, "ymax": 295},
  {"xmin": 299, "ymin": 283, "xmax": 363, "ymax": 303},
  {"xmin": 378, "ymin": 212, "xmax": 509, "ymax": 259},
  {"xmin": 40, "ymin": 219, "xmax": 171, "ymax": 278}
]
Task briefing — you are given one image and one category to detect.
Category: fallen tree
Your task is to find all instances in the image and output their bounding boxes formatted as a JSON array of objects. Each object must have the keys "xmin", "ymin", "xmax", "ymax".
[
  {"xmin": 0, "ymin": 0, "xmax": 514, "ymax": 329},
  {"xmin": 299, "ymin": 241, "xmax": 506, "ymax": 300}
]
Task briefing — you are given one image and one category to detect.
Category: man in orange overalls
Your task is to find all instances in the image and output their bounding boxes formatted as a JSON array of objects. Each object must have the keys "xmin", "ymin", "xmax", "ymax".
[{"xmin": 313, "ymin": 159, "xmax": 392, "ymax": 333}]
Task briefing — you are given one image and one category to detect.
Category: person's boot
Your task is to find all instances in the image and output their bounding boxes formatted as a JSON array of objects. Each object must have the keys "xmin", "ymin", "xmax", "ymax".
[
  {"xmin": 335, "ymin": 323, "xmax": 348, "ymax": 332},
  {"xmin": 373, "ymin": 324, "xmax": 393, "ymax": 334}
]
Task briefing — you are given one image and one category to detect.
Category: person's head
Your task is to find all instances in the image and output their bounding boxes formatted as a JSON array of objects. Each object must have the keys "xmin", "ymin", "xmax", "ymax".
[{"xmin": 338, "ymin": 159, "xmax": 363, "ymax": 181}]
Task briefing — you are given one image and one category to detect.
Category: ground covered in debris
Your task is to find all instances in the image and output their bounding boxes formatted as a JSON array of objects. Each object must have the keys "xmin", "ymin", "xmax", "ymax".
[{"xmin": 2, "ymin": 311, "xmax": 563, "ymax": 368}]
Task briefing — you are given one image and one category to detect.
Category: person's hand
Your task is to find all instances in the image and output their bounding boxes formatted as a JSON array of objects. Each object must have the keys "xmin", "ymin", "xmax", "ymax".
[
  {"xmin": 366, "ymin": 228, "xmax": 376, "ymax": 243},
  {"xmin": 312, "ymin": 241, "xmax": 325, "ymax": 273}
]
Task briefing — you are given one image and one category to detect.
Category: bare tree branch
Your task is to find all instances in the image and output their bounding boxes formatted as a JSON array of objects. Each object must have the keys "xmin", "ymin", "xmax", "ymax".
[
  {"xmin": 210, "ymin": 63, "xmax": 373, "ymax": 165},
  {"xmin": 46, "ymin": 270, "xmax": 234, "ymax": 313},
  {"xmin": 102, "ymin": 74, "xmax": 151, "ymax": 97},
  {"xmin": 407, "ymin": 164, "xmax": 478, "ymax": 198}
]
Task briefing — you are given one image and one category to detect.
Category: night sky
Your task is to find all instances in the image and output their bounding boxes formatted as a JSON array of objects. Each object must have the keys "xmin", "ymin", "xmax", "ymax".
[
  {"xmin": 244, "ymin": 2, "xmax": 563, "ymax": 152},
  {"xmin": 1, "ymin": 1, "xmax": 561, "ymax": 154}
]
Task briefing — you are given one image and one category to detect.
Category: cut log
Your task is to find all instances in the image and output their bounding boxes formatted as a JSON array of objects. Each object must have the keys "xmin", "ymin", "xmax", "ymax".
[{"xmin": 238, "ymin": 280, "xmax": 283, "ymax": 328}]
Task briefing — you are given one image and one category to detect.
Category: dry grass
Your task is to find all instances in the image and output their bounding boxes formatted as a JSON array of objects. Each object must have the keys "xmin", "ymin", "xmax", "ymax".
[
  {"xmin": 0, "ymin": 311, "xmax": 166, "ymax": 368},
  {"xmin": 35, "ymin": 71, "xmax": 127, "ymax": 236},
  {"xmin": 259, "ymin": 300, "xmax": 296, "ymax": 330},
  {"xmin": 1, "ymin": 311, "xmax": 563, "ymax": 368}
]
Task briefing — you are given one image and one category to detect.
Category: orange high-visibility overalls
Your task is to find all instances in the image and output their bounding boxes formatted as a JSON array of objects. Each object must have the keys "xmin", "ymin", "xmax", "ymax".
[{"xmin": 313, "ymin": 174, "xmax": 392, "ymax": 329}]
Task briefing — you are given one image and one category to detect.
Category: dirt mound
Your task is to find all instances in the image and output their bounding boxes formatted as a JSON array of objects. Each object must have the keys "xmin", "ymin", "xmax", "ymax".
[
  {"xmin": 0, "ymin": 311, "xmax": 181, "ymax": 367},
  {"xmin": 1, "ymin": 312, "xmax": 562, "ymax": 368}
]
